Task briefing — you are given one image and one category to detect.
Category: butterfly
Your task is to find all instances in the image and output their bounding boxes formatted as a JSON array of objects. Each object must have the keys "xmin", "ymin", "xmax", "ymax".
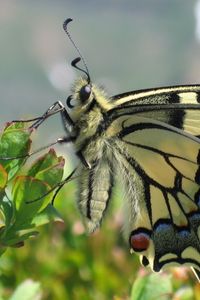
[
  {"xmin": 5, "ymin": 18, "xmax": 200, "ymax": 280},
  {"xmin": 69, "ymin": 80, "xmax": 200, "ymax": 280}
]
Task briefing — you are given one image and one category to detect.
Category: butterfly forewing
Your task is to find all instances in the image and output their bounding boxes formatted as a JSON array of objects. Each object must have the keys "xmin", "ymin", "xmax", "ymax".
[{"xmin": 109, "ymin": 85, "xmax": 200, "ymax": 137}]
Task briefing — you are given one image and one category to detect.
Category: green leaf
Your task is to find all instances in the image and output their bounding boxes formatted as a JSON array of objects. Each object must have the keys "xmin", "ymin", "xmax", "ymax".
[
  {"xmin": 0, "ymin": 125, "xmax": 65, "ymax": 250},
  {"xmin": 5, "ymin": 122, "xmax": 26, "ymax": 130},
  {"xmin": 1, "ymin": 229, "xmax": 38, "ymax": 247},
  {"xmin": 2, "ymin": 206, "xmax": 63, "ymax": 247},
  {"xmin": 27, "ymin": 149, "xmax": 65, "ymax": 187},
  {"xmin": 0, "ymin": 122, "xmax": 32, "ymax": 180},
  {"xmin": 131, "ymin": 273, "xmax": 172, "ymax": 300},
  {"xmin": 12, "ymin": 176, "xmax": 52, "ymax": 224},
  {"xmin": 9, "ymin": 279, "xmax": 42, "ymax": 300},
  {"xmin": 0, "ymin": 164, "xmax": 7, "ymax": 190},
  {"xmin": 32, "ymin": 204, "xmax": 64, "ymax": 227},
  {"xmin": 0, "ymin": 196, "xmax": 14, "ymax": 228}
]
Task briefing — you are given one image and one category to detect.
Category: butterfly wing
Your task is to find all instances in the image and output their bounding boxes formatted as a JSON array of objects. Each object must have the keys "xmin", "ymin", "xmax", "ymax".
[
  {"xmin": 108, "ymin": 85, "xmax": 200, "ymax": 137},
  {"xmin": 107, "ymin": 114, "xmax": 200, "ymax": 273},
  {"xmin": 76, "ymin": 84, "xmax": 200, "ymax": 275}
]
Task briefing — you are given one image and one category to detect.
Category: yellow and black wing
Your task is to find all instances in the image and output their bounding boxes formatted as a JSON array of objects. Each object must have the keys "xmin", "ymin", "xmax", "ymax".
[
  {"xmin": 76, "ymin": 84, "xmax": 200, "ymax": 276},
  {"xmin": 109, "ymin": 114, "xmax": 200, "ymax": 273},
  {"xmin": 108, "ymin": 85, "xmax": 200, "ymax": 137}
]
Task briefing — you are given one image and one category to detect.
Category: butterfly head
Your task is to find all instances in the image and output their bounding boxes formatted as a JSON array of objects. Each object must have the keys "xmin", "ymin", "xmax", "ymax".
[
  {"xmin": 66, "ymin": 57, "xmax": 93, "ymax": 112},
  {"xmin": 66, "ymin": 57, "xmax": 111, "ymax": 118},
  {"xmin": 69, "ymin": 58, "xmax": 92, "ymax": 105}
]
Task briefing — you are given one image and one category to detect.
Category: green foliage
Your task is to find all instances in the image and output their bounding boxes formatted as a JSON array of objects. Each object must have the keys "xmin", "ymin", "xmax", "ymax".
[
  {"xmin": 130, "ymin": 273, "xmax": 173, "ymax": 300},
  {"xmin": 0, "ymin": 122, "xmax": 64, "ymax": 253}
]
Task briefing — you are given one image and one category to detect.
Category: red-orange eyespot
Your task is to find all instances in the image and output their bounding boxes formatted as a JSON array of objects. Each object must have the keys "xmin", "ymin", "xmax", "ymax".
[{"xmin": 129, "ymin": 232, "xmax": 150, "ymax": 252}]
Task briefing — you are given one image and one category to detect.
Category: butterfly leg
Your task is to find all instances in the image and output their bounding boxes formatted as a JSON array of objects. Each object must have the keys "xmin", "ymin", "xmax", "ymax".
[
  {"xmin": 12, "ymin": 101, "xmax": 74, "ymax": 133},
  {"xmin": 25, "ymin": 167, "xmax": 78, "ymax": 204},
  {"xmin": 1, "ymin": 101, "xmax": 75, "ymax": 160},
  {"xmin": 29, "ymin": 101, "xmax": 74, "ymax": 131}
]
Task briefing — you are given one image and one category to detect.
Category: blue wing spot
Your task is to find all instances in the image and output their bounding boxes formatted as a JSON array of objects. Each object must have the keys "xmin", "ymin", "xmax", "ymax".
[
  {"xmin": 194, "ymin": 191, "xmax": 200, "ymax": 207},
  {"xmin": 197, "ymin": 197, "xmax": 200, "ymax": 207},
  {"xmin": 178, "ymin": 229, "xmax": 190, "ymax": 238},
  {"xmin": 155, "ymin": 223, "xmax": 171, "ymax": 233},
  {"xmin": 189, "ymin": 213, "xmax": 200, "ymax": 221}
]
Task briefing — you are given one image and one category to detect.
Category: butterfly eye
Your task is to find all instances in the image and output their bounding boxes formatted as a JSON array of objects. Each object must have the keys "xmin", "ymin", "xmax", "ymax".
[{"xmin": 79, "ymin": 85, "xmax": 91, "ymax": 103}]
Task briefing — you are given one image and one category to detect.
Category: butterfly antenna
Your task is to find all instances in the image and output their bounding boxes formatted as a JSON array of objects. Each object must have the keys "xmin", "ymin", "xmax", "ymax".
[{"xmin": 63, "ymin": 18, "xmax": 91, "ymax": 83}]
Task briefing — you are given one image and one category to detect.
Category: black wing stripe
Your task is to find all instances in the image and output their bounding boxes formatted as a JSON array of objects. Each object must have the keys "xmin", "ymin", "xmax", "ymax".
[
  {"xmin": 108, "ymin": 103, "xmax": 200, "ymax": 116},
  {"xmin": 117, "ymin": 121, "xmax": 200, "ymax": 141},
  {"xmin": 122, "ymin": 139, "xmax": 199, "ymax": 167},
  {"xmin": 110, "ymin": 84, "xmax": 200, "ymax": 102}
]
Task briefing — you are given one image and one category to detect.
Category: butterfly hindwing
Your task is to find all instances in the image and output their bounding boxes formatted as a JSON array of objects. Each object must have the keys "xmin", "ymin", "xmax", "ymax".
[{"xmin": 107, "ymin": 114, "xmax": 200, "ymax": 272}]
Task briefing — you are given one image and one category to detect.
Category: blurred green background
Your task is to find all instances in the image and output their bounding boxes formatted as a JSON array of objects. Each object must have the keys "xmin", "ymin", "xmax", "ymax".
[{"xmin": 1, "ymin": 1, "xmax": 200, "ymax": 299}]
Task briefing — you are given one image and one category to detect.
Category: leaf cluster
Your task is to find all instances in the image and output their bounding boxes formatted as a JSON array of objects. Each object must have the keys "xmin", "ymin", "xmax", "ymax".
[{"xmin": 0, "ymin": 122, "xmax": 65, "ymax": 254}]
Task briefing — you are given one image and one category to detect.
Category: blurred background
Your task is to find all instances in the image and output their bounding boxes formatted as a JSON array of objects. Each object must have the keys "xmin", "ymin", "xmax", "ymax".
[{"xmin": 0, "ymin": 0, "xmax": 200, "ymax": 299}]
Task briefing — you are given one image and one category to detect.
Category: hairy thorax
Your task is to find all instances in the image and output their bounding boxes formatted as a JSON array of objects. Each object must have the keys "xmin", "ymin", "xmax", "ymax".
[{"xmin": 73, "ymin": 106, "xmax": 108, "ymax": 161}]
